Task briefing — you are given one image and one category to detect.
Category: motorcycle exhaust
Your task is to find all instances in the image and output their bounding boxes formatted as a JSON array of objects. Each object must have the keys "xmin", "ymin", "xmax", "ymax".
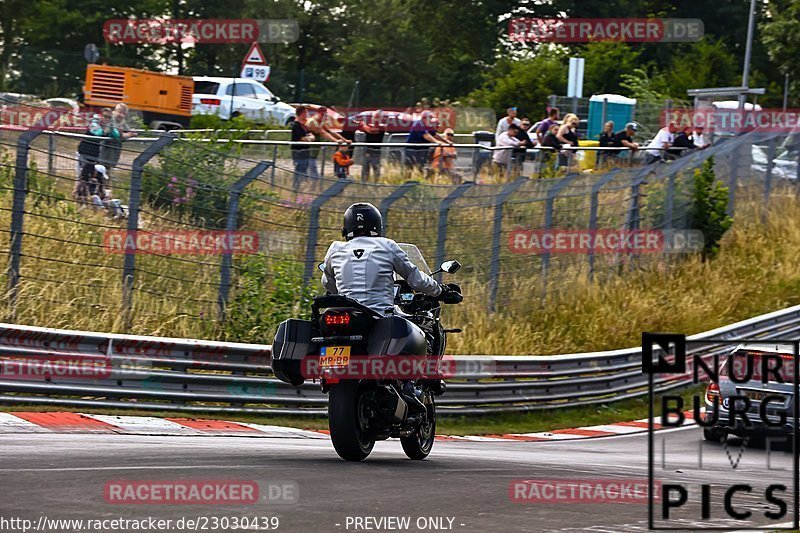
[{"xmin": 379, "ymin": 385, "xmax": 408, "ymax": 424}]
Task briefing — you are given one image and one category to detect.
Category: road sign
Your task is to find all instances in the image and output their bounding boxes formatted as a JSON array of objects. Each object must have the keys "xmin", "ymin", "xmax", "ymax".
[
  {"xmin": 84, "ymin": 43, "xmax": 99, "ymax": 63},
  {"xmin": 240, "ymin": 64, "xmax": 271, "ymax": 82},
  {"xmin": 242, "ymin": 42, "xmax": 267, "ymax": 66}
]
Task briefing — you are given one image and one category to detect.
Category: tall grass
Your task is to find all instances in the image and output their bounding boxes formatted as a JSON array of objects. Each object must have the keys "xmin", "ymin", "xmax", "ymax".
[{"xmin": 3, "ymin": 145, "xmax": 799, "ymax": 355}]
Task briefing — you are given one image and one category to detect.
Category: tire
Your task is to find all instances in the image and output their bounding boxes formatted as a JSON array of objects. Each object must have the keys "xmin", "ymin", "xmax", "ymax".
[
  {"xmin": 400, "ymin": 393, "xmax": 436, "ymax": 460},
  {"xmin": 328, "ymin": 381, "xmax": 374, "ymax": 461},
  {"xmin": 703, "ymin": 427, "xmax": 726, "ymax": 443}
]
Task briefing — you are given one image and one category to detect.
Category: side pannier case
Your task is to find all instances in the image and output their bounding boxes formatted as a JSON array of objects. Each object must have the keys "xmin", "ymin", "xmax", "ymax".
[{"xmin": 271, "ymin": 319, "xmax": 317, "ymax": 386}]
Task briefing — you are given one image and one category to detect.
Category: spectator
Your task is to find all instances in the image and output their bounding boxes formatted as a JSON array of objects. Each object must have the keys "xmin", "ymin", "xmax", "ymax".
[
  {"xmin": 514, "ymin": 118, "xmax": 534, "ymax": 169},
  {"xmin": 333, "ymin": 144, "xmax": 354, "ymax": 179},
  {"xmin": 597, "ymin": 120, "xmax": 615, "ymax": 167},
  {"xmin": 360, "ymin": 110, "xmax": 385, "ymax": 181},
  {"xmin": 76, "ymin": 113, "xmax": 105, "ymax": 175},
  {"xmin": 556, "ymin": 113, "xmax": 580, "ymax": 168},
  {"xmin": 541, "ymin": 124, "xmax": 561, "ymax": 159},
  {"xmin": 405, "ymin": 112, "xmax": 449, "ymax": 174},
  {"xmin": 74, "ymin": 164, "xmax": 125, "ymax": 218},
  {"xmin": 645, "ymin": 123, "xmax": 677, "ymax": 165},
  {"xmin": 535, "ymin": 107, "xmax": 560, "ymax": 145},
  {"xmin": 493, "ymin": 123, "xmax": 522, "ymax": 174},
  {"xmin": 306, "ymin": 106, "xmax": 351, "ymax": 175},
  {"xmin": 693, "ymin": 126, "xmax": 710, "ymax": 149},
  {"xmin": 100, "ymin": 103, "xmax": 136, "ymax": 170},
  {"xmin": 495, "ymin": 107, "xmax": 521, "ymax": 142},
  {"xmin": 671, "ymin": 125, "xmax": 696, "ymax": 157},
  {"xmin": 291, "ymin": 106, "xmax": 318, "ymax": 189},
  {"xmin": 430, "ymin": 128, "xmax": 460, "ymax": 183},
  {"xmin": 612, "ymin": 122, "xmax": 640, "ymax": 164}
]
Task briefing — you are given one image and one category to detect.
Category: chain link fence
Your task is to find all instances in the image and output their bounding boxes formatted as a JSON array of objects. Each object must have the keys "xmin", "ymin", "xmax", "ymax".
[{"xmin": 1, "ymin": 107, "xmax": 799, "ymax": 339}]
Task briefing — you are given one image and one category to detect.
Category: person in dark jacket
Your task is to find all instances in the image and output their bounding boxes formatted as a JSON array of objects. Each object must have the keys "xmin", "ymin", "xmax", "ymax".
[
  {"xmin": 671, "ymin": 126, "xmax": 696, "ymax": 157},
  {"xmin": 597, "ymin": 120, "xmax": 615, "ymax": 167}
]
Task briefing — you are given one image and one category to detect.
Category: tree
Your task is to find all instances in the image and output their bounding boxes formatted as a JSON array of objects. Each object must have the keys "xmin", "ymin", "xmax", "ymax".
[
  {"xmin": 662, "ymin": 38, "xmax": 739, "ymax": 99},
  {"xmin": 581, "ymin": 41, "xmax": 640, "ymax": 96},
  {"xmin": 465, "ymin": 52, "xmax": 568, "ymax": 119},
  {"xmin": 761, "ymin": 0, "xmax": 800, "ymax": 100}
]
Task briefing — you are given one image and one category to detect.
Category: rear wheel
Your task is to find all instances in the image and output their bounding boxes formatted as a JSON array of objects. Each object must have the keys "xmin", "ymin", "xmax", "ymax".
[
  {"xmin": 401, "ymin": 392, "xmax": 436, "ymax": 460},
  {"xmin": 328, "ymin": 381, "xmax": 374, "ymax": 461}
]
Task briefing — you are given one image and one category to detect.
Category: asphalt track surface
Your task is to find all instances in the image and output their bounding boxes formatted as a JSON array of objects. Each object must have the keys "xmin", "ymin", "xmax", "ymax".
[{"xmin": 1, "ymin": 425, "xmax": 798, "ymax": 533}]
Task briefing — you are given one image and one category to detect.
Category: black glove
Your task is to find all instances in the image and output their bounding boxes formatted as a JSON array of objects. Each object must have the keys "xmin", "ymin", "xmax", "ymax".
[{"xmin": 438, "ymin": 283, "xmax": 463, "ymax": 304}]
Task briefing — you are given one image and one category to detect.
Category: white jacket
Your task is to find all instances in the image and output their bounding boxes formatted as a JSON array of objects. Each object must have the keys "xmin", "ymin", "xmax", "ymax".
[{"xmin": 321, "ymin": 237, "xmax": 441, "ymax": 314}]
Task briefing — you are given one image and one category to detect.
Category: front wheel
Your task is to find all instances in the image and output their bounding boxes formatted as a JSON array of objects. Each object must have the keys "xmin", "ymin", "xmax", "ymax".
[
  {"xmin": 328, "ymin": 380, "xmax": 374, "ymax": 461},
  {"xmin": 401, "ymin": 392, "xmax": 436, "ymax": 460}
]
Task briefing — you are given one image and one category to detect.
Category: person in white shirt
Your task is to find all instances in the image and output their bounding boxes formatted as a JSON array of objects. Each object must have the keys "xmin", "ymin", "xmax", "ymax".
[
  {"xmin": 693, "ymin": 126, "xmax": 710, "ymax": 149},
  {"xmin": 493, "ymin": 124, "xmax": 523, "ymax": 170},
  {"xmin": 495, "ymin": 107, "xmax": 521, "ymax": 141},
  {"xmin": 645, "ymin": 123, "xmax": 677, "ymax": 165}
]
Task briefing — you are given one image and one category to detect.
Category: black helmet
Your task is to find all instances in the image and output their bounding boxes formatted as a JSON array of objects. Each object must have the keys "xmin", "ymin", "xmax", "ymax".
[{"xmin": 342, "ymin": 202, "xmax": 382, "ymax": 240}]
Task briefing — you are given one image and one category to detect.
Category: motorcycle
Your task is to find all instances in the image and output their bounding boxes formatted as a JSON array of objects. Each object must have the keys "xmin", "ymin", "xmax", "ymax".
[{"xmin": 271, "ymin": 245, "xmax": 462, "ymax": 461}]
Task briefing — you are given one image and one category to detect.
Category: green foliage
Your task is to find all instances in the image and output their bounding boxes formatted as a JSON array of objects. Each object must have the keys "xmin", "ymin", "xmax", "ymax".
[
  {"xmin": 581, "ymin": 42, "xmax": 641, "ymax": 96},
  {"xmin": 188, "ymin": 114, "xmax": 262, "ymax": 131},
  {"xmin": 689, "ymin": 158, "xmax": 733, "ymax": 260},
  {"xmin": 761, "ymin": 0, "xmax": 800, "ymax": 102},
  {"xmin": 466, "ymin": 53, "xmax": 568, "ymax": 118},
  {"xmin": 223, "ymin": 255, "xmax": 313, "ymax": 343},
  {"xmin": 661, "ymin": 38, "xmax": 739, "ymax": 98},
  {"xmin": 141, "ymin": 123, "xmax": 273, "ymax": 229}
]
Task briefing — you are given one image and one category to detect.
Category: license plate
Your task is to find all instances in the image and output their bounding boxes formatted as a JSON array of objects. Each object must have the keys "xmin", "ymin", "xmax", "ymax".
[
  {"xmin": 319, "ymin": 346, "xmax": 351, "ymax": 367},
  {"xmin": 743, "ymin": 390, "xmax": 787, "ymax": 403}
]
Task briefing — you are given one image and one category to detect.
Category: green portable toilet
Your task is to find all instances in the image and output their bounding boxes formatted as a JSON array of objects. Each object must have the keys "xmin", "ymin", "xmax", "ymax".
[{"xmin": 587, "ymin": 94, "xmax": 636, "ymax": 140}]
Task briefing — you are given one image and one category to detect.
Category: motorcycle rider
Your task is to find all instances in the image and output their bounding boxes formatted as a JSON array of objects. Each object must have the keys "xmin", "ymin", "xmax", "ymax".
[
  {"xmin": 321, "ymin": 202, "xmax": 461, "ymax": 313},
  {"xmin": 321, "ymin": 202, "xmax": 462, "ymax": 395}
]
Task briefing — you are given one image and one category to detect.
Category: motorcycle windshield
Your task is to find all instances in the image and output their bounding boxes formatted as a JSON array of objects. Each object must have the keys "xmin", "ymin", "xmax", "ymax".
[{"xmin": 396, "ymin": 243, "xmax": 431, "ymax": 276}]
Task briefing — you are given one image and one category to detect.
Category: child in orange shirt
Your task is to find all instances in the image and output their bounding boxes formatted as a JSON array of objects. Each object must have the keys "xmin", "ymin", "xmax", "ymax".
[{"xmin": 333, "ymin": 144, "xmax": 354, "ymax": 179}]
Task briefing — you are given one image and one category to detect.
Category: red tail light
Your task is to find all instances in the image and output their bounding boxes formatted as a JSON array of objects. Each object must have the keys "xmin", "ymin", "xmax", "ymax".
[
  {"xmin": 200, "ymin": 98, "xmax": 221, "ymax": 105},
  {"xmin": 706, "ymin": 382, "xmax": 719, "ymax": 403},
  {"xmin": 323, "ymin": 312, "xmax": 350, "ymax": 326}
]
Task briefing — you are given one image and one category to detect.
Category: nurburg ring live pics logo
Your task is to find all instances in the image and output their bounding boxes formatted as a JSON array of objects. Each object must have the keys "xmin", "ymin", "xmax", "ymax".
[{"xmin": 642, "ymin": 332, "xmax": 800, "ymax": 530}]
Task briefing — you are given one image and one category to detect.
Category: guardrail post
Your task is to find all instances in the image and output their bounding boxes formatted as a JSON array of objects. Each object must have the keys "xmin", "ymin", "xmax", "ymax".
[
  {"xmin": 762, "ymin": 137, "xmax": 778, "ymax": 224},
  {"xmin": 302, "ymin": 179, "xmax": 351, "ymax": 288},
  {"xmin": 218, "ymin": 161, "xmax": 271, "ymax": 321},
  {"xmin": 47, "ymin": 133, "xmax": 55, "ymax": 177},
  {"xmin": 541, "ymin": 173, "xmax": 579, "ymax": 300},
  {"xmin": 6, "ymin": 124, "xmax": 47, "ymax": 320},
  {"xmin": 379, "ymin": 181, "xmax": 418, "ymax": 233},
  {"xmin": 270, "ymin": 145, "xmax": 278, "ymax": 186},
  {"xmin": 122, "ymin": 134, "xmax": 176, "ymax": 330},
  {"xmin": 665, "ymin": 172, "xmax": 676, "ymax": 230},
  {"xmin": 726, "ymin": 138, "xmax": 743, "ymax": 217},
  {"xmin": 488, "ymin": 176, "xmax": 528, "ymax": 312},
  {"xmin": 587, "ymin": 169, "xmax": 621, "ymax": 282},
  {"xmin": 434, "ymin": 181, "xmax": 474, "ymax": 282},
  {"xmin": 320, "ymin": 146, "xmax": 327, "ymax": 178}
]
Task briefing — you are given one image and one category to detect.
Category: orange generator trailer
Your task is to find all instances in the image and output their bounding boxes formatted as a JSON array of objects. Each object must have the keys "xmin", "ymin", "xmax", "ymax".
[{"xmin": 83, "ymin": 65, "xmax": 194, "ymax": 130}]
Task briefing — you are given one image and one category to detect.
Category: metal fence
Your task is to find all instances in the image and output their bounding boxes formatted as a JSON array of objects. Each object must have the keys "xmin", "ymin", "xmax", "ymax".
[
  {"xmin": 1, "ymin": 119, "xmax": 799, "ymax": 338},
  {"xmin": 1, "ymin": 303, "xmax": 798, "ymax": 415}
]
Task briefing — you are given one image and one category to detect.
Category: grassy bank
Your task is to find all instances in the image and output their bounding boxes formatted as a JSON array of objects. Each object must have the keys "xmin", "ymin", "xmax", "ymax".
[{"xmin": 447, "ymin": 193, "xmax": 800, "ymax": 354}]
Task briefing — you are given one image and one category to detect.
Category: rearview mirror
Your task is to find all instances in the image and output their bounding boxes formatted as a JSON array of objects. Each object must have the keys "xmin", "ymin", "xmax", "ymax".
[{"xmin": 439, "ymin": 260, "xmax": 461, "ymax": 274}]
